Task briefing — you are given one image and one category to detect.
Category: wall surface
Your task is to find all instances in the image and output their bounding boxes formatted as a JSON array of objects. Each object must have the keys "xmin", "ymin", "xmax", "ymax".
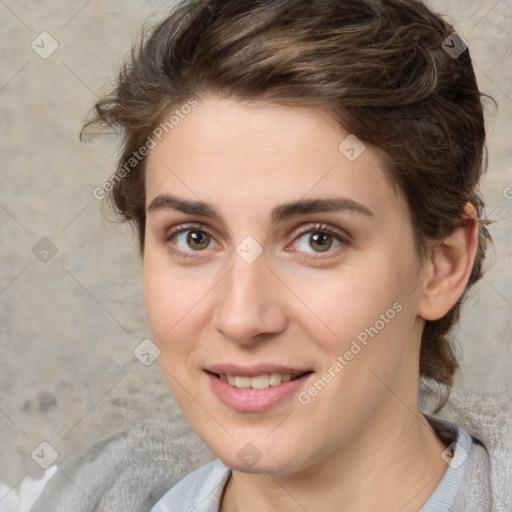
[{"xmin": 0, "ymin": 0, "xmax": 511, "ymax": 497}]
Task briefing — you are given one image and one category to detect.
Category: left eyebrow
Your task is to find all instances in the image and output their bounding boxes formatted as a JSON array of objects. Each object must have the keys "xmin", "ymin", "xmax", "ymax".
[
  {"xmin": 146, "ymin": 194, "xmax": 373, "ymax": 223},
  {"xmin": 270, "ymin": 197, "xmax": 373, "ymax": 224}
]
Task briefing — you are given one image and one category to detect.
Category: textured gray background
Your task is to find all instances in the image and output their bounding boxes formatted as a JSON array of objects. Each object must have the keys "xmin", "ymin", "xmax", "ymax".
[{"xmin": 0, "ymin": 0, "xmax": 511, "ymax": 495}]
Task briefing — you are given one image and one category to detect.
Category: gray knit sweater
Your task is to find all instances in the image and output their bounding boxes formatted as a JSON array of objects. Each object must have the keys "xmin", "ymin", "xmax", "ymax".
[{"xmin": 27, "ymin": 387, "xmax": 510, "ymax": 512}]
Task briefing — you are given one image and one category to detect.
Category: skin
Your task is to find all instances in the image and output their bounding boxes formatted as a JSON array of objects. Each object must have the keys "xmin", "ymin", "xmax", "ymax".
[{"xmin": 142, "ymin": 96, "xmax": 478, "ymax": 511}]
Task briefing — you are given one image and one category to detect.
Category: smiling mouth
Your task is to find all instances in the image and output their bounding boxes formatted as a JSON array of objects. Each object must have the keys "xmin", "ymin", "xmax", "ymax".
[{"xmin": 208, "ymin": 371, "xmax": 312, "ymax": 390}]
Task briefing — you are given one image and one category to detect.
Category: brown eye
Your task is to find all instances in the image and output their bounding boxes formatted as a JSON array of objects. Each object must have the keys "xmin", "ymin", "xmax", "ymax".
[
  {"xmin": 294, "ymin": 229, "xmax": 342, "ymax": 254},
  {"xmin": 172, "ymin": 229, "xmax": 214, "ymax": 251},
  {"xmin": 187, "ymin": 231, "xmax": 211, "ymax": 250},
  {"xmin": 309, "ymin": 232, "xmax": 333, "ymax": 252}
]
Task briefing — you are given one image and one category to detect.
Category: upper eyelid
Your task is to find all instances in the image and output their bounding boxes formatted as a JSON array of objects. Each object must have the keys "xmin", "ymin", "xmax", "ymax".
[
  {"xmin": 292, "ymin": 223, "xmax": 350, "ymax": 242},
  {"xmin": 165, "ymin": 221, "xmax": 212, "ymax": 238}
]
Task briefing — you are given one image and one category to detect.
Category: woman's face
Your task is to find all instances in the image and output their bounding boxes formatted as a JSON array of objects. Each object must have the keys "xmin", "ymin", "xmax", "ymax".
[{"xmin": 143, "ymin": 96, "xmax": 427, "ymax": 474}]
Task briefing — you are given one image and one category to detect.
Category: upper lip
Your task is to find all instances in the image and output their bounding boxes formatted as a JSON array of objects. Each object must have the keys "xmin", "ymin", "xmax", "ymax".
[{"xmin": 206, "ymin": 364, "xmax": 313, "ymax": 377}]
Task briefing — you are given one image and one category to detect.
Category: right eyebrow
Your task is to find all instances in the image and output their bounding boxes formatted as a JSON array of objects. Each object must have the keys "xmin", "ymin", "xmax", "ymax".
[{"xmin": 147, "ymin": 195, "xmax": 224, "ymax": 222}]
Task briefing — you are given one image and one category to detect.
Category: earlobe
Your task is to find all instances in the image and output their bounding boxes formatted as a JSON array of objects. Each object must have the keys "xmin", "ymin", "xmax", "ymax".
[{"xmin": 417, "ymin": 203, "xmax": 479, "ymax": 321}]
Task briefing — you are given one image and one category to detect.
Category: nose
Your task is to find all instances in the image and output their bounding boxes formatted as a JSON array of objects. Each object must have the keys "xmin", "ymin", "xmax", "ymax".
[{"xmin": 212, "ymin": 257, "xmax": 288, "ymax": 345}]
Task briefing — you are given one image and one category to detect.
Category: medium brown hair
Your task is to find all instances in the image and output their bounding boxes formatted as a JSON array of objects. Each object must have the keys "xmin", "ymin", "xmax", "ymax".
[{"xmin": 83, "ymin": 0, "xmax": 491, "ymax": 398}]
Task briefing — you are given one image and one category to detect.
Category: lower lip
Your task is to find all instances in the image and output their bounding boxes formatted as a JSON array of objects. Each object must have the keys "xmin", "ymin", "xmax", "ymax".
[{"xmin": 206, "ymin": 372, "xmax": 312, "ymax": 413}]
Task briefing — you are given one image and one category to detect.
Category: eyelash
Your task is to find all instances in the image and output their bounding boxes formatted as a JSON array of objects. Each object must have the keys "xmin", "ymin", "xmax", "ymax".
[{"xmin": 164, "ymin": 222, "xmax": 350, "ymax": 261}]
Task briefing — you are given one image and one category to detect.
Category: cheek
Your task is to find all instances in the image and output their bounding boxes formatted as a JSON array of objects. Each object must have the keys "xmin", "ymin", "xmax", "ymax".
[
  {"xmin": 143, "ymin": 252, "xmax": 197, "ymax": 338},
  {"xmin": 287, "ymin": 248, "xmax": 420, "ymax": 390},
  {"xmin": 142, "ymin": 254, "xmax": 217, "ymax": 386},
  {"xmin": 142, "ymin": 262, "xmax": 197, "ymax": 398},
  {"xmin": 142, "ymin": 267, "xmax": 169, "ymax": 341},
  {"xmin": 142, "ymin": 253, "xmax": 186, "ymax": 349},
  {"xmin": 289, "ymin": 262, "xmax": 407, "ymax": 338}
]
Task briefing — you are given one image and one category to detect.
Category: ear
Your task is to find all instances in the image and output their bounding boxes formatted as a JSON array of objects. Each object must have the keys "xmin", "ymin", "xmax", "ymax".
[{"xmin": 417, "ymin": 203, "xmax": 479, "ymax": 321}]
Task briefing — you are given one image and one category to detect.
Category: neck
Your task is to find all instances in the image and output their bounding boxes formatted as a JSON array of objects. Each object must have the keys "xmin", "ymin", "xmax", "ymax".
[{"xmin": 220, "ymin": 403, "xmax": 449, "ymax": 512}]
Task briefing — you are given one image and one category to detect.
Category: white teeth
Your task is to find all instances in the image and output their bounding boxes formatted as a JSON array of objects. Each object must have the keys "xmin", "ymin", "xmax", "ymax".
[
  {"xmin": 234, "ymin": 376, "xmax": 251, "ymax": 388},
  {"xmin": 269, "ymin": 373, "xmax": 282, "ymax": 386},
  {"xmin": 221, "ymin": 373, "xmax": 298, "ymax": 389},
  {"xmin": 250, "ymin": 374, "xmax": 270, "ymax": 389}
]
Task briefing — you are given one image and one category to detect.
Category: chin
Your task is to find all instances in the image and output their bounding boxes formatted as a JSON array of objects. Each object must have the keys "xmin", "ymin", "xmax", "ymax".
[
  {"xmin": 222, "ymin": 452, "xmax": 303, "ymax": 475},
  {"xmin": 204, "ymin": 432, "xmax": 310, "ymax": 476}
]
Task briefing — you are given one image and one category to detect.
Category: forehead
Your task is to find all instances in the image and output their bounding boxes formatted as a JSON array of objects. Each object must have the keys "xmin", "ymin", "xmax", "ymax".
[{"xmin": 144, "ymin": 96, "xmax": 403, "ymax": 220}]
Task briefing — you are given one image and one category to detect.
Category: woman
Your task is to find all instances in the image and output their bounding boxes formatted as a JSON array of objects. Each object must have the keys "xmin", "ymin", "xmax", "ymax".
[{"xmin": 23, "ymin": 0, "xmax": 510, "ymax": 510}]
